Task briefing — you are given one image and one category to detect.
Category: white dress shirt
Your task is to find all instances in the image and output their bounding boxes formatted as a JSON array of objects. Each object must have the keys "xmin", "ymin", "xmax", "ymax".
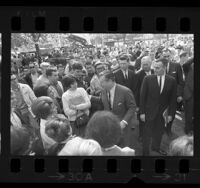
[
  {"xmin": 122, "ymin": 70, "xmax": 128, "ymax": 79},
  {"xmin": 145, "ymin": 71, "xmax": 151, "ymax": 76},
  {"xmin": 157, "ymin": 74, "xmax": 165, "ymax": 94},
  {"xmin": 108, "ymin": 83, "xmax": 117, "ymax": 109}
]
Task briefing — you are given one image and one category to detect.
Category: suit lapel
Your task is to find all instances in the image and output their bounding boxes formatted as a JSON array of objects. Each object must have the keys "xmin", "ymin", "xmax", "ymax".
[
  {"xmin": 101, "ymin": 90, "xmax": 110, "ymax": 110},
  {"xmin": 161, "ymin": 75, "xmax": 168, "ymax": 95},
  {"xmin": 154, "ymin": 76, "xmax": 160, "ymax": 95},
  {"xmin": 112, "ymin": 84, "xmax": 119, "ymax": 111}
]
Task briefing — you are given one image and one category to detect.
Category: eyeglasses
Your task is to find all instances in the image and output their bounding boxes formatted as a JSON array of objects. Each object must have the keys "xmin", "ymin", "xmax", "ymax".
[{"xmin": 29, "ymin": 66, "xmax": 35, "ymax": 69}]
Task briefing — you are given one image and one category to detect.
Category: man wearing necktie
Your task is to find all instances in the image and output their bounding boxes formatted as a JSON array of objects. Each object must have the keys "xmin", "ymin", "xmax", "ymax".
[
  {"xmin": 114, "ymin": 54, "xmax": 138, "ymax": 130},
  {"xmin": 135, "ymin": 56, "xmax": 154, "ymax": 142},
  {"xmin": 114, "ymin": 53, "xmax": 137, "ymax": 100},
  {"xmin": 99, "ymin": 71, "xmax": 137, "ymax": 147},
  {"xmin": 140, "ymin": 58, "xmax": 177, "ymax": 156},
  {"xmin": 162, "ymin": 49, "xmax": 184, "ymax": 137}
]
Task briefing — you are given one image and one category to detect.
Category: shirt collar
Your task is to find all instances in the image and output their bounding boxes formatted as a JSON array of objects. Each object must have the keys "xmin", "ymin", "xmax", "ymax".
[{"xmin": 110, "ymin": 83, "xmax": 116, "ymax": 94}]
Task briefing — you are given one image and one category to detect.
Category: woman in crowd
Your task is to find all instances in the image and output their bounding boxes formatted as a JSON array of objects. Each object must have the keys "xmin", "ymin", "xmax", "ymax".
[
  {"xmin": 62, "ymin": 75, "xmax": 91, "ymax": 137},
  {"xmin": 31, "ymin": 96, "xmax": 65, "ymax": 154},
  {"xmin": 58, "ymin": 137, "xmax": 102, "ymax": 156},
  {"xmin": 85, "ymin": 111, "xmax": 135, "ymax": 156},
  {"xmin": 45, "ymin": 117, "xmax": 74, "ymax": 155},
  {"xmin": 168, "ymin": 135, "xmax": 193, "ymax": 156}
]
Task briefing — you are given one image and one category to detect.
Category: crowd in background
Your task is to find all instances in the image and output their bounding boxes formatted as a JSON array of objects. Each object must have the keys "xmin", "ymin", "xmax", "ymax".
[{"xmin": 10, "ymin": 37, "xmax": 194, "ymax": 156}]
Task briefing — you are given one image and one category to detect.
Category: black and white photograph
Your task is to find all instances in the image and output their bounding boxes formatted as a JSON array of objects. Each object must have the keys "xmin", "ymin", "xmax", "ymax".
[{"xmin": 10, "ymin": 33, "xmax": 194, "ymax": 156}]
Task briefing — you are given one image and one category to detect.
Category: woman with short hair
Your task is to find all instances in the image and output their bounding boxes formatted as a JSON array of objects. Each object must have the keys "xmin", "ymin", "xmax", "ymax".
[
  {"xmin": 62, "ymin": 75, "xmax": 91, "ymax": 137},
  {"xmin": 85, "ymin": 111, "xmax": 135, "ymax": 156},
  {"xmin": 31, "ymin": 96, "xmax": 65, "ymax": 153},
  {"xmin": 45, "ymin": 117, "xmax": 73, "ymax": 155}
]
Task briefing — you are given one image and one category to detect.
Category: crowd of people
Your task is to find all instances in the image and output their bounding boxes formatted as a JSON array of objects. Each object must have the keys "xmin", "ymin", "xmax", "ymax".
[{"xmin": 10, "ymin": 37, "xmax": 194, "ymax": 156}]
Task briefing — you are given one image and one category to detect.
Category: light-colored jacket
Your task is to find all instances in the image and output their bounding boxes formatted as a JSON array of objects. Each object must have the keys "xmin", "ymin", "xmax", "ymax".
[{"xmin": 18, "ymin": 83, "xmax": 37, "ymax": 117}]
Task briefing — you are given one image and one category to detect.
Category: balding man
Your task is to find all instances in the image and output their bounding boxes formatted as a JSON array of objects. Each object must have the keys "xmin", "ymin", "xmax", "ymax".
[{"xmin": 135, "ymin": 56, "xmax": 154, "ymax": 142}]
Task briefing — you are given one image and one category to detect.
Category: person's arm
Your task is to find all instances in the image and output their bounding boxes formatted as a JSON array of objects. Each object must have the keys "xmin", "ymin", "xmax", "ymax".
[
  {"xmin": 27, "ymin": 84, "xmax": 37, "ymax": 102},
  {"xmin": 168, "ymin": 79, "xmax": 177, "ymax": 117},
  {"xmin": 139, "ymin": 76, "xmax": 148, "ymax": 115},
  {"xmin": 123, "ymin": 88, "xmax": 136, "ymax": 124},
  {"xmin": 62, "ymin": 94, "xmax": 76, "ymax": 117},
  {"xmin": 176, "ymin": 63, "xmax": 184, "ymax": 97},
  {"xmin": 76, "ymin": 89, "xmax": 91, "ymax": 110},
  {"xmin": 47, "ymin": 86, "xmax": 62, "ymax": 112}
]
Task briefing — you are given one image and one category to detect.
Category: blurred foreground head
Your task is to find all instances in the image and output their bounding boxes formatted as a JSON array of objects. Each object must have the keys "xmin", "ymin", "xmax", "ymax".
[{"xmin": 169, "ymin": 135, "xmax": 193, "ymax": 156}]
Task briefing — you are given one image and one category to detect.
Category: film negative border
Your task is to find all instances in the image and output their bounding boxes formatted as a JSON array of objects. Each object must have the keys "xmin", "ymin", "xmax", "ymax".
[{"xmin": 0, "ymin": 6, "xmax": 200, "ymax": 183}]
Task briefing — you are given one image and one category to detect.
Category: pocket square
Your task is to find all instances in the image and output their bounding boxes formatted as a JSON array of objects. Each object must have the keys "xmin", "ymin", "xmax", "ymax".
[
  {"xmin": 118, "ymin": 103, "xmax": 122, "ymax": 106},
  {"xmin": 172, "ymin": 71, "xmax": 176, "ymax": 73}
]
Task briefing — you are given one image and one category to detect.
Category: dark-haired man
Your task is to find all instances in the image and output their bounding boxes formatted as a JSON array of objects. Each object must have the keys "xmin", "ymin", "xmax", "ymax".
[
  {"xmin": 162, "ymin": 49, "xmax": 184, "ymax": 137},
  {"xmin": 24, "ymin": 62, "xmax": 42, "ymax": 89},
  {"xmin": 140, "ymin": 58, "xmax": 177, "ymax": 156},
  {"xmin": 114, "ymin": 54, "xmax": 137, "ymax": 99},
  {"xmin": 99, "ymin": 71, "xmax": 137, "ymax": 147},
  {"xmin": 71, "ymin": 62, "xmax": 87, "ymax": 89},
  {"xmin": 46, "ymin": 67, "xmax": 64, "ymax": 114}
]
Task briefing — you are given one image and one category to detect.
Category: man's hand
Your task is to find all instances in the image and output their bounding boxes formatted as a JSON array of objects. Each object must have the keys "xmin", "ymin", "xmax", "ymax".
[
  {"xmin": 120, "ymin": 120, "xmax": 127, "ymax": 129},
  {"xmin": 136, "ymin": 107, "xmax": 140, "ymax": 112},
  {"xmin": 140, "ymin": 114, "xmax": 145, "ymax": 122},
  {"xmin": 167, "ymin": 116, "xmax": 173, "ymax": 123},
  {"xmin": 177, "ymin": 96, "xmax": 183, "ymax": 103}
]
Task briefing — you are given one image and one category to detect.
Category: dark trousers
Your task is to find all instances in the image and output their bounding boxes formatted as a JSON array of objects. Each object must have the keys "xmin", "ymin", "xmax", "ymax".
[
  {"xmin": 184, "ymin": 97, "xmax": 193, "ymax": 134},
  {"xmin": 142, "ymin": 114, "xmax": 165, "ymax": 156},
  {"xmin": 137, "ymin": 112, "xmax": 145, "ymax": 139}
]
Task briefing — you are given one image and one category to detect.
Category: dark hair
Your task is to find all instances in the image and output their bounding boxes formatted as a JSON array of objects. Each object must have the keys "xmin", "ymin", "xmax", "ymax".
[
  {"xmin": 85, "ymin": 111, "xmax": 122, "ymax": 148},
  {"xmin": 100, "ymin": 70, "xmax": 115, "ymax": 82},
  {"xmin": 85, "ymin": 61, "xmax": 93, "ymax": 67},
  {"xmin": 11, "ymin": 126, "xmax": 31, "ymax": 155},
  {"xmin": 118, "ymin": 53, "xmax": 130, "ymax": 62},
  {"xmin": 45, "ymin": 117, "xmax": 72, "ymax": 143},
  {"xmin": 87, "ymin": 56, "xmax": 93, "ymax": 60},
  {"xmin": 46, "ymin": 67, "xmax": 57, "ymax": 77},
  {"xmin": 155, "ymin": 58, "xmax": 168, "ymax": 67},
  {"xmin": 72, "ymin": 62, "xmax": 83, "ymax": 70},
  {"xmin": 62, "ymin": 75, "xmax": 77, "ymax": 90},
  {"xmin": 31, "ymin": 96, "xmax": 54, "ymax": 119},
  {"xmin": 33, "ymin": 85, "xmax": 49, "ymax": 97}
]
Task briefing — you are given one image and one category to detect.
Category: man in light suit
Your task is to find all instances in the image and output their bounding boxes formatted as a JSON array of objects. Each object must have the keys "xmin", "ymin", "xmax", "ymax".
[
  {"xmin": 140, "ymin": 58, "xmax": 177, "ymax": 156},
  {"xmin": 99, "ymin": 71, "xmax": 137, "ymax": 147}
]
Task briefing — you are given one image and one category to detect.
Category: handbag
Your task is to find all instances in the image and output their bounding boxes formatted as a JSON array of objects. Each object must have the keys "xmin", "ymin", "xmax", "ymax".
[{"xmin": 75, "ymin": 110, "xmax": 89, "ymax": 127}]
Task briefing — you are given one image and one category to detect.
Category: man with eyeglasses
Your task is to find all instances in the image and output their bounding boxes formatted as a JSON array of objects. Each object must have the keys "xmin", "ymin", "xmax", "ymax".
[
  {"xmin": 24, "ymin": 62, "xmax": 41, "ymax": 89},
  {"xmin": 162, "ymin": 49, "xmax": 184, "ymax": 138}
]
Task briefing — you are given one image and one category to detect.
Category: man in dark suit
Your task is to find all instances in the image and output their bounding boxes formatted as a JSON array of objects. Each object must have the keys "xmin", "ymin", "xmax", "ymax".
[
  {"xmin": 140, "ymin": 58, "xmax": 177, "ymax": 156},
  {"xmin": 114, "ymin": 53, "xmax": 137, "ymax": 102},
  {"xmin": 162, "ymin": 49, "xmax": 184, "ymax": 137},
  {"xmin": 99, "ymin": 71, "xmax": 137, "ymax": 147},
  {"xmin": 135, "ymin": 56, "xmax": 154, "ymax": 142},
  {"xmin": 183, "ymin": 58, "xmax": 194, "ymax": 135},
  {"xmin": 24, "ymin": 62, "xmax": 42, "ymax": 89}
]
